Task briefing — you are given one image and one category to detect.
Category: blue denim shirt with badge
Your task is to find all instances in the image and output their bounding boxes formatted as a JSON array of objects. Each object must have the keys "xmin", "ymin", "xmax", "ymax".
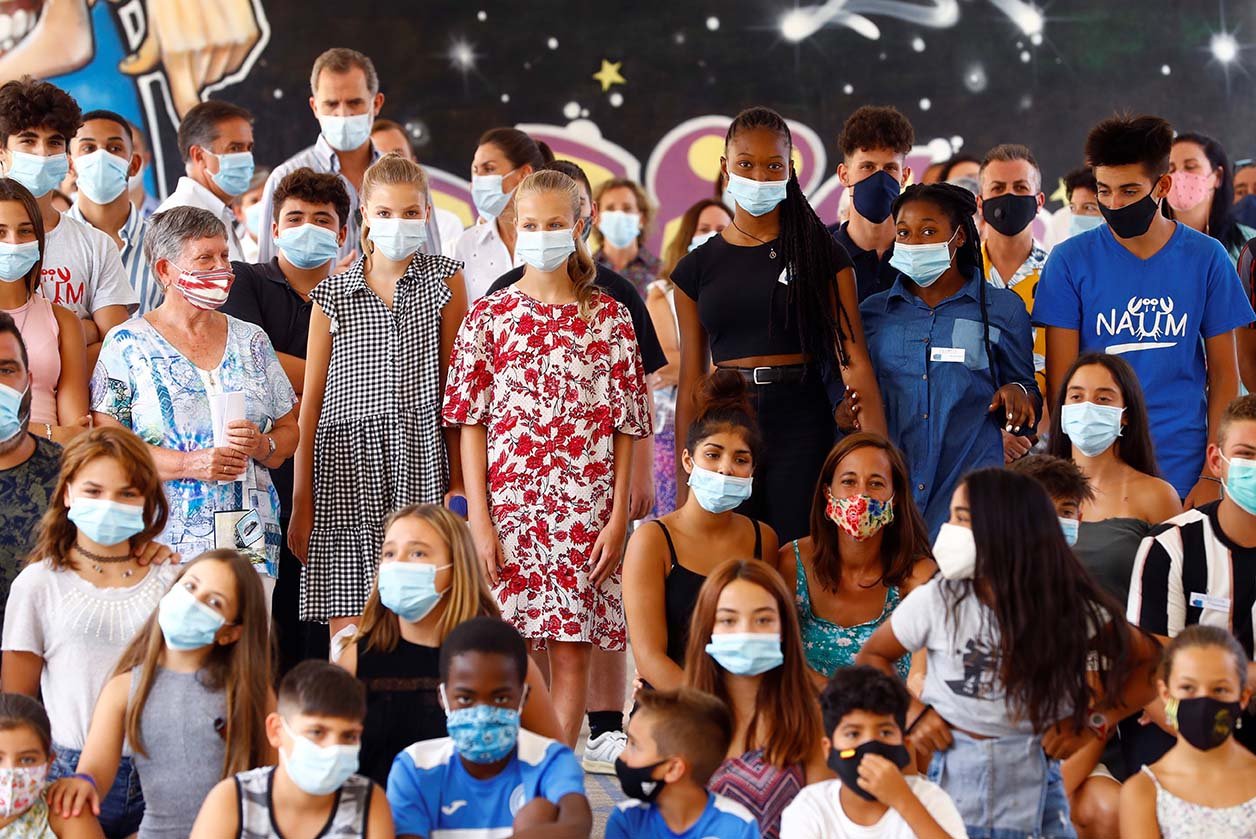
[{"xmin": 861, "ymin": 267, "xmax": 1038, "ymax": 536}]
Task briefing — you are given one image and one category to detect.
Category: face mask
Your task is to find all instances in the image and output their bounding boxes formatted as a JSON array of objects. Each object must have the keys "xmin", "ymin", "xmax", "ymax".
[
  {"xmin": 281, "ymin": 719, "xmax": 360, "ymax": 794},
  {"xmin": 276, "ymin": 223, "xmax": 340, "ymax": 270},
  {"xmin": 1059, "ymin": 517, "xmax": 1080, "ymax": 547},
  {"xmin": 0, "ymin": 764, "xmax": 47, "ymax": 818},
  {"xmin": 471, "ymin": 172, "xmax": 516, "ymax": 220},
  {"xmin": 889, "ymin": 230, "xmax": 958, "ymax": 287},
  {"xmin": 157, "ymin": 583, "xmax": 226, "ymax": 651},
  {"xmin": 1167, "ymin": 169, "xmax": 1213, "ymax": 212},
  {"xmin": 614, "ymin": 757, "xmax": 668, "ymax": 802},
  {"xmin": 74, "ymin": 149, "xmax": 130, "ymax": 204},
  {"xmin": 1234, "ymin": 194, "xmax": 1256, "ymax": 227},
  {"xmin": 1099, "ymin": 193, "xmax": 1161, "ymax": 239},
  {"xmin": 579, "ymin": 214, "xmax": 593, "ymax": 244},
  {"xmin": 0, "ymin": 382, "xmax": 30, "ymax": 443},
  {"xmin": 598, "ymin": 210, "xmax": 641, "ymax": 249},
  {"xmin": 828, "ymin": 740, "xmax": 911, "ymax": 802},
  {"xmin": 173, "ymin": 265, "xmax": 234, "ymax": 310},
  {"xmin": 689, "ymin": 230, "xmax": 717, "ymax": 251},
  {"xmin": 129, "ymin": 165, "xmax": 146, "ymax": 192},
  {"xmin": 704, "ymin": 632, "xmax": 783, "ymax": 676},
  {"xmin": 851, "ymin": 170, "xmax": 900, "ymax": 224},
  {"xmin": 1221, "ymin": 454, "xmax": 1256, "ymax": 516},
  {"xmin": 1068, "ymin": 213, "xmax": 1105, "ymax": 238},
  {"xmin": 368, "ymin": 218, "xmax": 426, "ymax": 262},
  {"xmin": 5, "ymin": 151, "xmax": 69, "ymax": 198},
  {"xmin": 516, "ymin": 229, "xmax": 576, "ymax": 272},
  {"xmin": 442, "ymin": 685, "xmax": 524, "ymax": 764},
  {"xmin": 687, "ymin": 463, "xmax": 753, "ymax": 514},
  {"xmin": 982, "ymin": 193, "xmax": 1038, "ymax": 237},
  {"xmin": 1060, "ymin": 402, "xmax": 1124, "ymax": 457},
  {"xmin": 1166, "ymin": 696, "xmax": 1243, "ymax": 751},
  {"xmin": 826, "ymin": 492, "xmax": 894, "ymax": 541},
  {"xmin": 319, "ymin": 113, "xmax": 374, "ymax": 153},
  {"xmin": 244, "ymin": 201, "xmax": 266, "ymax": 238},
  {"xmin": 377, "ymin": 562, "xmax": 450, "ymax": 622},
  {"xmin": 724, "ymin": 171, "xmax": 788, "ymax": 217},
  {"xmin": 207, "ymin": 151, "xmax": 254, "ymax": 198},
  {"xmin": 0, "ymin": 241, "xmax": 39, "ymax": 283},
  {"xmin": 932, "ymin": 522, "xmax": 977, "ymax": 580},
  {"xmin": 67, "ymin": 496, "xmax": 145, "ymax": 546}
]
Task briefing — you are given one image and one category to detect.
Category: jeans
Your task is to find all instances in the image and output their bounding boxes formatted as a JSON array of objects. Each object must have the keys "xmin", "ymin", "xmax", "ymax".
[{"xmin": 51, "ymin": 743, "xmax": 144, "ymax": 839}]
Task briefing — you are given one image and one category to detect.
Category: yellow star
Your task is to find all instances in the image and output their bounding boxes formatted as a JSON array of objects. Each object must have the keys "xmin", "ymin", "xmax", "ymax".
[{"xmin": 593, "ymin": 59, "xmax": 625, "ymax": 92}]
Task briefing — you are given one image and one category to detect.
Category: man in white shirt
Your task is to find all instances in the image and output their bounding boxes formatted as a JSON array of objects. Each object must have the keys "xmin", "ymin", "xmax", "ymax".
[
  {"xmin": 0, "ymin": 77, "xmax": 135, "ymax": 365},
  {"xmin": 67, "ymin": 109, "xmax": 161, "ymax": 315},
  {"xmin": 370, "ymin": 118, "xmax": 465, "ymax": 257},
  {"xmin": 155, "ymin": 100, "xmax": 255, "ymax": 262}
]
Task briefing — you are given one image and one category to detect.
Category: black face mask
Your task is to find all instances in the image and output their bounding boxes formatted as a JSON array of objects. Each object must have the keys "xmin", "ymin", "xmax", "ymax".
[
  {"xmin": 827, "ymin": 740, "xmax": 912, "ymax": 802},
  {"xmin": 614, "ymin": 756, "xmax": 668, "ymax": 802},
  {"xmin": 1098, "ymin": 193, "xmax": 1161, "ymax": 239},
  {"xmin": 580, "ymin": 215, "xmax": 594, "ymax": 244},
  {"xmin": 982, "ymin": 194, "xmax": 1038, "ymax": 237},
  {"xmin": 1169, "ymin": 696, "xmax": 1243, "ymax": 751}
]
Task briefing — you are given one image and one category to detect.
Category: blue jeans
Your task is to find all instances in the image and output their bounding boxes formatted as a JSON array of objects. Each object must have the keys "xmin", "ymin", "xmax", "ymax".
[{"xmin": 51, "ymin": 743, "xmax": 144, "ymax": 839}]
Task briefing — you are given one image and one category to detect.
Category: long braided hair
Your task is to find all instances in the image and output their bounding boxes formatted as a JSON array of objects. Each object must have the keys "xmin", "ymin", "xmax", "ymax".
[
  {"xmin": 725, "ymin": 107, "xmax": 852, "ymax": 372},
  {"xmin": 890, "ymin": 182, "xmax": 1001, "ymax": 387}
]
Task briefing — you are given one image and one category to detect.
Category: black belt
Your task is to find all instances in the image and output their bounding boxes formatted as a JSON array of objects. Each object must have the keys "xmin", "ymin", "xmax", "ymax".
[{"xmin": 720, "ymin": 364, "xmax": 809, "ymax": 385}]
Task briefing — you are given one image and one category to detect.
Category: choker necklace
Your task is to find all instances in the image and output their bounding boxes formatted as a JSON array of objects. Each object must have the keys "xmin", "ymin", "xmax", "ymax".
[
  {"xmin": 731, "ymin": 219, "xmax": 777, "ymax": 259},
  {"xmin": 74, "ymin": 544, "xmax": 135, "ymax": 578}
]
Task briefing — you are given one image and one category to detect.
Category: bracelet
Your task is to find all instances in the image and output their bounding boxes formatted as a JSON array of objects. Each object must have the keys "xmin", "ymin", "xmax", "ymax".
[
  {"xmin": 1011, "ymin": 382, "xmax": 1029, "ymax": 396},
  {"xmin": 68, "ymin": 772, "xmax": 96, "ymax": 789},
  {"xmin": 1199, "ymin": 476, "xmax": 1222, "ymax": 484},
  {"xmin": 43, "ymin": 422, "xmax": 52, "ymax": 441},
  {"xmin": 906, "ymin": 703, "xmax": 934, "ymax": 733}
]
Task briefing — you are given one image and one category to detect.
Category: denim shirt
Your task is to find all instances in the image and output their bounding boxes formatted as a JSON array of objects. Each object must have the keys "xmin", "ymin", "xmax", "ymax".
[{"xmin": 861, "ymin": 268, "xmax": 1038, "ymax": 535}]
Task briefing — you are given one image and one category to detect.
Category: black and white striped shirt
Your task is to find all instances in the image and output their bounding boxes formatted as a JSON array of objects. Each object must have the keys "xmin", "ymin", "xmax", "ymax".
[{"xmin": 1127, "ymin": 501, "xmax": 1256, "ymax": 659}]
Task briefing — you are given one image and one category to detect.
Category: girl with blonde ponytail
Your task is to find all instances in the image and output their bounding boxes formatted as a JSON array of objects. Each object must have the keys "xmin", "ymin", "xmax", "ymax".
[
  {"xmin": 441, "ymin": 169, "xmax": 654, "ymax": 747},
  {"xmin": 291, "ymin": 152, "xmax": 470, "ymax": 642}
]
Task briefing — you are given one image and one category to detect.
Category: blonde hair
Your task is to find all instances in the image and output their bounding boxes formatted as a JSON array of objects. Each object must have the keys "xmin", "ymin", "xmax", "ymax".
[
  {"xmin": 515, "ymin": 170, "xmax": 598, "ymax": 318},
  {"xmin": 359, "ymin": 153, "xmax": 428, "ymax": 270},
  {"xmin": 353, "ymin": 505, "xmax": 499, "ymax": 655}
]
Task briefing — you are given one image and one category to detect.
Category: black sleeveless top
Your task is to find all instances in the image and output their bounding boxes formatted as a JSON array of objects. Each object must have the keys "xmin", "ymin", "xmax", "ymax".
[
  {"xmin": 356, "ymin": 637, "xmax": 447, "ymax": 786},
  {"xmin": 658, "ymin": 518, "xmax": 762, "ymax": 666}
]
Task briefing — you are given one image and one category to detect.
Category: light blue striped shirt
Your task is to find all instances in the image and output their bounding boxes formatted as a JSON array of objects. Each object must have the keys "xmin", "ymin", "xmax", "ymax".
[{"xmin": 67, "ymin": 201, "xmax": 162, "ymax": 314}]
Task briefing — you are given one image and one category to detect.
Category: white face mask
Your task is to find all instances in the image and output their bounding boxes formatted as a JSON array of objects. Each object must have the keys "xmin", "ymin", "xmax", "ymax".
[{"xmin": 932, "ymin": 523, "xmax": 977, "ymax": 580}]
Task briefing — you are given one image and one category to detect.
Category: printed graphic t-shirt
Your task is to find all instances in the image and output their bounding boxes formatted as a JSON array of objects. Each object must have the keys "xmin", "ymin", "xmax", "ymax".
[{"xmin": 38, "ymin": 212, "xmax": 136, "ymax": 319}]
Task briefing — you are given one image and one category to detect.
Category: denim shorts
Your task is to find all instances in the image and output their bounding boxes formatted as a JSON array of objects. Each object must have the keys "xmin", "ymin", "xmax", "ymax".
[
  {"xmin": 928, "ymin": 730, "xmax": 1076, "ymax": 839},
  {"xmin": 51, "ymin": 743, "xmax": 145, "ymax": 839}
]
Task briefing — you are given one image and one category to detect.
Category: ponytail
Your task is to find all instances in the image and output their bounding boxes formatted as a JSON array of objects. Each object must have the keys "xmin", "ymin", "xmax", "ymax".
[{"xmin": 685, "ymin": 368, "xmax": 762, "ymax": 461}]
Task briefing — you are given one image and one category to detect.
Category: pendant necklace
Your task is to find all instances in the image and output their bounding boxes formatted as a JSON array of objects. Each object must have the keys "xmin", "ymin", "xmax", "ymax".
[
  {"xmin": 732, "ymin": 219, "xmax": 777, "ymax": 259},
  {"xmin": 74, "ymin": 544, "xmax": 135, "ymax": 578}
]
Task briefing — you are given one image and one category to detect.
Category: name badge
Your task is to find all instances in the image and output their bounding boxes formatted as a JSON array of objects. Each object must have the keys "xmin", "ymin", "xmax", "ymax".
[
  {"xmin": 930, "ymin": 347, "xmax": 966, "ymax": 363},
  {"xmin": 1188, "ymin": 592, "xmax": 1231, "ymax": 611}
]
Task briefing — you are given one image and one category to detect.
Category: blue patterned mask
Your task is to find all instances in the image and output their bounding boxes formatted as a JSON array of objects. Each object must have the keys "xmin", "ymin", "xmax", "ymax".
[{"xmin": 441, "ymin": 685, "xmax": 526, "ymax": 764}]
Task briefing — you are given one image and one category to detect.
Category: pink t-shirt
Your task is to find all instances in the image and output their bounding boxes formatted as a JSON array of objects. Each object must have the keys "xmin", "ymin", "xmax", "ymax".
[{"xmin": 4, "ymin": 294, "xmax": 59, "ymax": 425}]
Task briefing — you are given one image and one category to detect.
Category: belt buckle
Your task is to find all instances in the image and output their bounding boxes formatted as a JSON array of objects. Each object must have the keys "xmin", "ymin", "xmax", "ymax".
[{"xmin": 752, "ymin": 366, "xmax": 773, "ymax": 385}]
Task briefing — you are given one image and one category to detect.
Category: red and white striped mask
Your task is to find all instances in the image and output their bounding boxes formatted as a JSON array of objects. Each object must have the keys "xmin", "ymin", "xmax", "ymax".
[{"xmin": 173, "ymin": 265, "xmax": 234, "ymax": 310}]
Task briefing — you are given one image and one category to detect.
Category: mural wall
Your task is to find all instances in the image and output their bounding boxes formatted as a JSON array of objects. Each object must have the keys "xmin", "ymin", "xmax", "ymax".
[{"xmin": 7, "ymin": 0, "xmax": 1255, "ymax": 252}]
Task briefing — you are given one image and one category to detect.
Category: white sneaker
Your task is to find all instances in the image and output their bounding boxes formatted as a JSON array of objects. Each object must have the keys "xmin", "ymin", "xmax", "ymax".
[{"xmin": 582, "ymin": 730, "xmax": 627, "ymax": 774}]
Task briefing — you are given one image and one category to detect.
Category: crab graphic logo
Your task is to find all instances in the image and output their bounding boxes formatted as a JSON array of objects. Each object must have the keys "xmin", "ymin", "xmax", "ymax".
[{"xmin": 1098, "ymin": 295, "xmax": 1187, "ymax": 355}]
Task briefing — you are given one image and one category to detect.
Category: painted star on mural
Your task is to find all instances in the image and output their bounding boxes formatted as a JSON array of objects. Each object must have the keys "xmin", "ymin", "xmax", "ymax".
[{"xmin": 593, "ymin": 59, "xmax": 625, "ymax": 92}]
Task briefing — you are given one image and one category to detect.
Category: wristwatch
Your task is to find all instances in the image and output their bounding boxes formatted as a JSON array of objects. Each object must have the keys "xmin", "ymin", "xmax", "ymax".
[
  {"xmin": 265, "ymin": 434, "xmax": 276, "ymax": 458},
  {"xmin": 1087, "ymin": 711, "xmax": 1109, "ymax": 740}
]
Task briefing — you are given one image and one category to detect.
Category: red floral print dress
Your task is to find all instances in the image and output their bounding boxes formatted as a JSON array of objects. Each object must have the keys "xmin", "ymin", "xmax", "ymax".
[{"xmin": 442, "ymin": 287, "xmax": 652, "ymax": 650}]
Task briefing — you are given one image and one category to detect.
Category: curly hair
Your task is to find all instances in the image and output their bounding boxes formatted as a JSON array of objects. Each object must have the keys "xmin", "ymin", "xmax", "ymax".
[
  {"xmin": 272, "ymin": 167, "xmax": 352, "ymax": 228},
  {"xmin": 837, "ymin": 106, "xmax": 914, "ymax": 159},
  {"xmin": 0, "ymin": 76, "xmax": 81, "ymax": 143}
]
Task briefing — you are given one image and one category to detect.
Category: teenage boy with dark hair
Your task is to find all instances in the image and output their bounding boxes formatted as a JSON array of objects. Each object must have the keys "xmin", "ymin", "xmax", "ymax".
[
  {"xmin": 387, "ymin": 617, "xmax": 591, "ymax": 839},
  {"xmin": 1034, "ymin": 115, "xmax": 1254, "ymax": 509},
  {"xmin": 1009, "ymin": 453, "xmax": 1094, "ymax": 538},
  {"xmin": 189, "ymin": 660, "xmax": 394, "ymax": 838}
]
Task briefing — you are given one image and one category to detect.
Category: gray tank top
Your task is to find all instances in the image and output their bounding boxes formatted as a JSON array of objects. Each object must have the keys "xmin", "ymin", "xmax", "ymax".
[
  {"xmin": 236, "ymin": 766, "xmax": 372, "ymax": 838},
  {"xmin": 129, "ymin": 667, "xmax": 227, "ymax": 839}
]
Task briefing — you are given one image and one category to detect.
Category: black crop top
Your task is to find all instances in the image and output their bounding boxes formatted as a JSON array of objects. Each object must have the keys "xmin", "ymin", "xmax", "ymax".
[{"xmin": 670, "ymin": 233, "xmax": 853, "ymax": 363}]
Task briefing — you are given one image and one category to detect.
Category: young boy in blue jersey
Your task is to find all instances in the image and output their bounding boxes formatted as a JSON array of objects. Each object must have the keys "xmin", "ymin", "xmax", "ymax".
[
  {"xmin": 386, "ymin": 617, "xmax": 591, "ymax": 839},
  {"xmin": 607, "ymin": 687, "xmax": 759, "ymax": 839}
]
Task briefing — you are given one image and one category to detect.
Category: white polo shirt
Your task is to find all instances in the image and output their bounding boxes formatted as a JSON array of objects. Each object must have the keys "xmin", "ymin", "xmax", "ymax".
[
  {"xmin": 155, "ymin": 177, "xmax": 245, "ymax": 261},
  {"xmin": 452, "ymin": 219, "xmax": 523, "ymax": 301}
]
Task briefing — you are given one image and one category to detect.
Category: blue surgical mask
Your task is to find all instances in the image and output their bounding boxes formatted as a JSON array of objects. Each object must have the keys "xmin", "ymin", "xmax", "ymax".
[
  {"xmin": 67, "ymin": 496, "xmax": 146, "ymax": 546},
  {"xmin": 704, "ymin": 632, "xmax": 784, "ymax": 676},
  {"xmin": 74, "ymin": 149, "xmax": 130, "ymax": 205},
  {"xmin": 889, "ymin": 230, "xmax": 958, "ymax": 287},
  {"xmin": 1060, "ymin": 402, "xmax": 1123, "ymax": 457},
  {"xmin": 281, "ymin": 719, "xmax": 360, "ymax": 795},
  {"xmin": 276, "ymin": 223, "xmax": 340, "ymax": 270},
  {"xmin": 0, "ymin": 382, "xmax": 30, "ymax": 443},
  {"xmin": 689, "ymin": 230, "xmax": 717, "ymax": 251},
  {"xmin": 1221, "ymin": 454, "xmax": 1256, "ymax": 516},
  {"xmin": 368, "ymin": 217, "xmax": 426, "ymax": 262},
  {"xmin": 0, "ymin": 241, "xmax": 39, "ymax": 283},
  {"xmin": 377, "ymin": 562, "xmax": 450, "ymax": 622},
  {"xmin": 724, "ymin": 171, "xmax": 788, "ymax": 217},
  {"xmin": 1059, "ymin": 517, "xmax": 1080, "ymax": 547},
  {"xmin": 1067, "ymin": 213, "xmax": 1105, "ymax": 239},
  {"xmin": 598, "ymin": 210, "xmax": 641, "ymax": 249},
  {"xmin": 851, "ymin": 170, "xmax": 901, "ymax": 224},
  {"xmin": 687, "ymin": 464, "xmax": 752, "ymax": 514},
  {"xmin": 472, "ymin": 172, "xmax": 517, "ymax": 220},
  {"xmin": 319, "ymin": 113, "xmax": 373, "ymax": 153},
  {"xmin": 244, "ymin": 200, "xmax": 266, "ymax": 237},
  {"xmin": 516, "ymin": 229, "xmax": 576, "ymax": 272},
  {"xmin": 5, "ymin": 151, "xmax": 68, "ymax": 198},
  {"xmin": 207, "ymin": 151, "xmax": 254, "ymax": 198},
  {"xmin": 157, "ymin": 583, "xmax": 226, "ymax": 651},
  {"xmin": 442, "ymin": 684, "xmax": 526, "ymax": 764}
]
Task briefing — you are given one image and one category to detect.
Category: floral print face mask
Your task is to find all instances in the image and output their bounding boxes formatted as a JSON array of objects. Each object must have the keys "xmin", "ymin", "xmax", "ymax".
[
  {"xmin": 825, "ymin": 492, "xmax": 895, "ymax": 541},
  {"xmin": 0, "ymin": 764, "xmax": 48, "ymax": 818}
]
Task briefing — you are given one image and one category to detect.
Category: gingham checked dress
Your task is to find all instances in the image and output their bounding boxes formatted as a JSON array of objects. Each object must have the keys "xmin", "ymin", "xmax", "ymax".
[{"xmin": 299, "ymin": 253, "xmax": 460, "ymax": 621}]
